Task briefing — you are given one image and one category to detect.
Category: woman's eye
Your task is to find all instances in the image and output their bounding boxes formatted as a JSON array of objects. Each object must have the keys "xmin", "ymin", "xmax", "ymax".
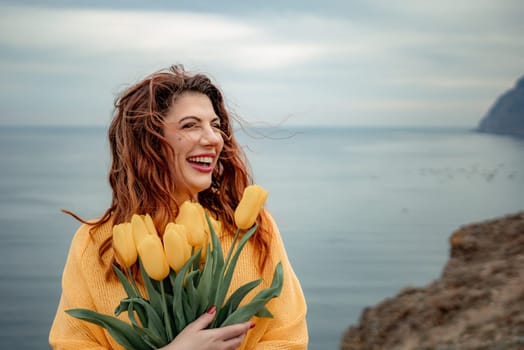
[{"xmin": 181, "ymin": 122, "xmax": 196, "ymax": 129}]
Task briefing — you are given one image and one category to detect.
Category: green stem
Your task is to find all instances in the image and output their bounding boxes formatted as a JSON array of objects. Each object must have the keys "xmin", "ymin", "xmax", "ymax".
[
  {"xmin": 127, "ymin": 266, "xmax": 141, "ymax": 298},
  {"xmin": 190, "ymin": 246, "xmax": 196, "ymax": 272},
  {"xmin": 224, "ymin": 229, "xmax": 241, "ymax": 272},
  {"xmin": 160, "ymin": 282, "xmax": 174, "ymax": 340}
]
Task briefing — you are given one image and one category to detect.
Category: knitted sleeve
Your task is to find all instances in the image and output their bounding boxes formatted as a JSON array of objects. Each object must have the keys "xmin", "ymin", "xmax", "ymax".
[
  {"xmin": 252, "ymin": 214, "xmax": 309, "ymax": 349},
  {"xmin": 48, "ymin": 224, "xmax": 114, "ymax": 350}
]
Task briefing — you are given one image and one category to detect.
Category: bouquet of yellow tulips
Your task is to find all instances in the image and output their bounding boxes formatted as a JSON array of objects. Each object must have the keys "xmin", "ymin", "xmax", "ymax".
[{"xmin": 66, "ymin": 185, "xmax": 283, "ymax": 350}]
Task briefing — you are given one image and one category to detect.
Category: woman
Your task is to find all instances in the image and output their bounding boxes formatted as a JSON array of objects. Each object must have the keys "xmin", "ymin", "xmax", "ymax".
[{"xmin": 49, "ymin": 65, "xmax": 308, "ymax": 350}]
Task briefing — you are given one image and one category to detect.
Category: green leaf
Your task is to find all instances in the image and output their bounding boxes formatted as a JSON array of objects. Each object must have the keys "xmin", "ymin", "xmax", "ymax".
[
  {"xmin": 220, "ymin": 262, "xmax": 283, "ymax": 326},
  {"xmin": 192, "ymin": 248, "xmax": 202, "ymax": 271},
  {"xmin": 129, "ymin": 298, "xmax": 167, "ymax": 343},
  {"xmin": 194, "ymin": 243, "xmax": 214, "ymax": 315},
  {"xmin": 159, "ymin": 282, "xmax": 174, "ymax": 341},
  {"xmin": 127, "ymin": 302, "xmax": 166, "ymax": 348},
  {"xmin": 65, "ymin": 308, "xmax": 151, "ymax": 350},
  {"xmin": 138, "ymin": 333, "xmax": 160, "ymax": 350},
  {"xmin": 206, "ymin": 215, "xmax": 225, "ymax": 288},
  {"xmin": 171, "ymin": 250, "xmax": 201, "ymax": 334},
  {"xmin": 115, "ymin": 297, "xmax": 147, "ymax": 325},
  {"xmin": 181, "ymin": 289, "xmax": 194, "ymax": 324},
  {"xmin": 126, "ymin": 302, "xmax": 166, "ymax": 349},
  {"xmin": 254, "ymin": 306, "xmax": 273, "ymax": 318},
  {"xmin": 223, "ymin": 228, "xmax": 241, "ymax": 272},
  {"xmin": 184, "ymin": 270, "xmax": 201, "ymax": 321},
  {"xmin": 126, "ymin": 299, "xmax": 142, "ymax": 328},
  {"xmin": 216, "ymin": 278, "xmax": 262, "ymax": 326},
  {"xmin": 213, "ymin": 224, "xmax": 258, "ymax": 323},
  {"xmin": 225, "ymin": 279, "xmax": 263, "ymax": 311},
  {"xmin": 168, "ymin": 269, "xmax": 177, "ymax": 294},
  {"xmin": 138, "ymin": 259, "xmax": 163, "ymax": 313},
  {"xmin": 112, "ymin": 264, "xmax": 139, "ymax": 299},
  {"xmin": 204, "ymin": 216, "xmax": 226, "ymax": 327}
]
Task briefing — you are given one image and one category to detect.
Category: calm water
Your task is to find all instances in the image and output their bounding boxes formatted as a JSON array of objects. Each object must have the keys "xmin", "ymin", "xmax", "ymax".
[{"xmin": 1, "ymin": 126, "xmax": 523, "ymax": 349}]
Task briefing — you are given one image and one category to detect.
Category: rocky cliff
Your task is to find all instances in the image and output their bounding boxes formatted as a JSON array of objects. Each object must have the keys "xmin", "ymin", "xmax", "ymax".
[
  {"xmin": 478, "ymin": 76, "xmax": 524, "ymax": 137},
  {"xmin": 341, "ymin": 212, "xmax": 524, "ymax": 350}
]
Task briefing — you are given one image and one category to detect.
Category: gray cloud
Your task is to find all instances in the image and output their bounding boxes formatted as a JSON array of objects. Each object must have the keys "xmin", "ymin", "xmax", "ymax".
[{"xmin": 0, "ymin": 1, "xmax": 522, "ymax": 127}]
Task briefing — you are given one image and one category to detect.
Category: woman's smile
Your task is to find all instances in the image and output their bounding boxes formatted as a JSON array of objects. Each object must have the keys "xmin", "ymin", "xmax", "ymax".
[{"xmin": 187, "ymin": 153, "xmax": 218, "ymax": 173}]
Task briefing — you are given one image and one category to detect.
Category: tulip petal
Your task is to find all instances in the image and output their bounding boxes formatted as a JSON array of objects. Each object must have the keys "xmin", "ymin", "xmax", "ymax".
[
  {"xmin": 163, "ymin": 223, "xmax": 191, "ymax": 273},
  {"xmin": 175, "ymin": 201, "xmax": 207, "ymax": 247},
  {"xmin": 142, "ymin": 214, "xmax": 158, "ymax": 236},
  {"xmin": 132, "ymin": 214, "xmax": 152, "ymax": 247},
  {"xmin": 234, "ymin": 184, "xmax": 268, "ymax": 229},
  {"xmin": 137, "ymin": 235, "xmax": 170, "ymax": 281},
  {"xmin": 112, "ymin": 222, "xmax": 137, "ymax": 268}
]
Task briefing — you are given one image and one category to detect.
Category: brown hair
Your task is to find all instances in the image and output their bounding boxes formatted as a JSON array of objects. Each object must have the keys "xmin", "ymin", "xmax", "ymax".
[{"xmin": 71, "ymin": 65, "xmax": 271, "ymax": 273}]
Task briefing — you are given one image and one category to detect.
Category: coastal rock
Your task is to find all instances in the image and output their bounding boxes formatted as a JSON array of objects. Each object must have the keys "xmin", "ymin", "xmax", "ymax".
[
  {"xmin": 478, "ymin": 76, "xmax": 524, "ymax": 137},
  {"xmin": 341, "ymin": 212, "xmax": 524, "ymax": 350}
]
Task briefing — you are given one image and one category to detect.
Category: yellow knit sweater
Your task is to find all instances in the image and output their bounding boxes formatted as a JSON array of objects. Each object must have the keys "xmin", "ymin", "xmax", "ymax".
[{"xmin": 49, "ymin": 214, "xmax": 308, "ymax": 350}]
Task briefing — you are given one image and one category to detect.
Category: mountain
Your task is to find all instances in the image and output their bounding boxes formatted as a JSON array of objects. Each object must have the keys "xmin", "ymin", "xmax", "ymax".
[
  {"xmin": 341, "ymin": 212, "xmax": 524, "ymax": 350},
  {"xmin": 478, "ymin": 76, "xmax": 524, "ymax": 137}
]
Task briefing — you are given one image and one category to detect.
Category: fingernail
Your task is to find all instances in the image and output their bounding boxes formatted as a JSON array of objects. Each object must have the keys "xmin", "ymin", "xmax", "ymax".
[
  {"xmin": 207, "ymin": 306, "xmax": 216, "ymax": 314},
  {"xmin": 249, "ymin": 322, "xmax": 256, "ymax": 329}
]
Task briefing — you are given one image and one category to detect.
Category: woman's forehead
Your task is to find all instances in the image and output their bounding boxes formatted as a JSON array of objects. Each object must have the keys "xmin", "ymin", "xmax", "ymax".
[{"xmin": 166, "ymin": 92, "xmax": 219, "ymax": 122}]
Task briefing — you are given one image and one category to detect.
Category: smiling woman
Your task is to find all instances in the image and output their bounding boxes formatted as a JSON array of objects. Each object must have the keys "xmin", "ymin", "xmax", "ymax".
[{"xmin": 48, "ymin": 65, "xmax": 308, "ymax": 350}]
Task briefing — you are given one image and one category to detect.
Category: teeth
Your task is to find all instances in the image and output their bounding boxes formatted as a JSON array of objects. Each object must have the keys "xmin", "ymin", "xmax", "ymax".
[{"xmin": 188, "ymin": 156, "xmax": 213, "ymax": 164}]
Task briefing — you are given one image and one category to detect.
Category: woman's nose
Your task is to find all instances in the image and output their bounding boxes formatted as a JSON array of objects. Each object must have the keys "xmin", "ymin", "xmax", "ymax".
[{"xmin": 200, "ymin": 125, "xmax": 221, "ymax": 146}]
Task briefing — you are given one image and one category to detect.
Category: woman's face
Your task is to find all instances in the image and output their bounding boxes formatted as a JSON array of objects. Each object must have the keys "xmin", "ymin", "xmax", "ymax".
[{"xmin": 163, "ymin": 92, "xmax": 224, "ymax": 200}]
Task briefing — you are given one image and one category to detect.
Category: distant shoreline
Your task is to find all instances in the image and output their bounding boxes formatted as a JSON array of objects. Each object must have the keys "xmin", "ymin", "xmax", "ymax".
[{"xmin": 0, "ymin": 124, "xmax": 477, "ymax": 132}]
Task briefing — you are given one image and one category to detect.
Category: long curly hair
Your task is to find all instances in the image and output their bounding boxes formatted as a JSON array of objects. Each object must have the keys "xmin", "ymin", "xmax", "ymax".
[{"xmin": 73, "ymin": 65, "xmax": 271, "ymax": 273}]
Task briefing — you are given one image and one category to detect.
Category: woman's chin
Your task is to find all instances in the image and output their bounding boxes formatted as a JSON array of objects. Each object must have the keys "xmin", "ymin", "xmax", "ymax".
[{"xmin": 188, "ymin": 182, "xmax": 213, "ymax": 197}]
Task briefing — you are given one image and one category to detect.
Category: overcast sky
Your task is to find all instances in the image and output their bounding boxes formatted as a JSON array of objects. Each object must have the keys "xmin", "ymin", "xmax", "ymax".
[{"xmin": 0, "ymin": 0, "xmax": 523, "ymax": 127}]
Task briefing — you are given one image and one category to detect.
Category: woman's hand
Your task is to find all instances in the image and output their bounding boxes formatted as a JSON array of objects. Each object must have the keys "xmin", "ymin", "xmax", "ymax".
[{"xmin": 160, "ymin": 306, "xmax": 254, "ymax": 350}]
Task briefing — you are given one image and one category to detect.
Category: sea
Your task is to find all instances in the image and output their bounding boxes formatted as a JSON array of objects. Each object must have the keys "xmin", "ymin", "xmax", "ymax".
[{"xmin": 0, "ymin": 126, "xmax": 523, "ymax": 350}]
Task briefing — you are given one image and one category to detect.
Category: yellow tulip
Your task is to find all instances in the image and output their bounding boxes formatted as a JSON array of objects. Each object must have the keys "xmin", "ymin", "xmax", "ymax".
[
  {"xmin": 142, "ymin": 214, "xmax": 158, "ymax": 236},
  {"xmin": 201, "ymin": 214, "xmax": 221, "ymax": 260},
  {"xmin": 132, "ymin": 214, "xmax": 152, "ymax": 247},
  {"xmin": 137, "ymin": 235, "xmax": 170, "ymax": 280},
  {"xmin": 163, "ymin": 223, "xmax": 191, "ymax": 272},
  {"xmin": 112, "ymin": 222, "xmax": 137, "ymax": 268},
  {"xmin": 175, "ymin": 201, "xmax": 207, "ymax": 247},
  {"xmin": 234, "ymin": 184, "xmax": 268, "ymax": 229}
]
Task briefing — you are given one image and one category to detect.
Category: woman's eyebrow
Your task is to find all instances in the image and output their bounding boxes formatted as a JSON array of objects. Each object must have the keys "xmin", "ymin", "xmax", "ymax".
[
  {"xmin": 178, "ymin": 116, "xmax": 201, "ymax": 124},
  {"xmin": 178, "ymin": 115, "xmax": 221, "ymax": 124}
]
